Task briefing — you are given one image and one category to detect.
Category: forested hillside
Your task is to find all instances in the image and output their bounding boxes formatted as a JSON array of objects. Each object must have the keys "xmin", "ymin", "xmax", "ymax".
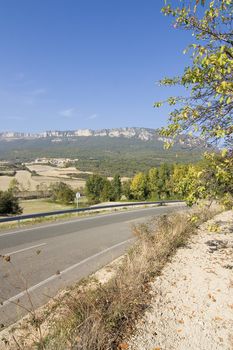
[{"xmin": 0, "ymin": 135, "xmax": 209, "ymax": 176}]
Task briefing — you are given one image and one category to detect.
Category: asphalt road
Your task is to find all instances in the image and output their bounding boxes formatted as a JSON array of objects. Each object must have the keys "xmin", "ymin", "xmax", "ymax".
[{"xmin": 0, "ymin": 204, "xmax": 185, "ymax": 327}]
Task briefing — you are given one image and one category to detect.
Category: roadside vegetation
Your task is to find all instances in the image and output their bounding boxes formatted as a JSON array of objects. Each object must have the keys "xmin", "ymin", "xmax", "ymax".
[
  {"xmin": 0, "ymin": 182, "xmax": 77, "ymax": 216},
  {"xmin": 45, "ymin": 208, "xmax": 219, "ymax": 350},
  {"xmin": 49, "ymin": 182, "xmax": 76, "ymax": 205},
  {"xmin": 0, "ymin": 190, "xmax": 22, "ymax": 215},
  {"xmin": 85, "ymin": 152, "xmax": 233, "ymax": 208}
]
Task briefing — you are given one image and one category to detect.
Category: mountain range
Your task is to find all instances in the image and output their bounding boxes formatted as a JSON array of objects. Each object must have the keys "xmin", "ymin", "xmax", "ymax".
[
  {"xmin": 0, "ymin": 127, "xmax": 210, "ymax": 176},
  {"xmin": 0, "ymin": 127, "xmax": 208, "ymax": 148}
]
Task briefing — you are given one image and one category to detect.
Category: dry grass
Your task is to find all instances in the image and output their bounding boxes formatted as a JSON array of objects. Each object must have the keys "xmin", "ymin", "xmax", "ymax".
[
  {"xmin": 0, "ymin": 168, "xmax": 86, "ymax": 192},
  {"xmin": 20, "ymin": 199, "xmax": 74, "ymax": 214},
  {"xmin": 18, "ymin": 205, "xmax": 218, "ymax": 350}
]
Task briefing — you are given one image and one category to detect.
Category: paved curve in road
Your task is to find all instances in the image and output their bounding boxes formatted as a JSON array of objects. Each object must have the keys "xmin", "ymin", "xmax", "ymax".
[{"xmin": 0, "ymin": 204, "xmax": 185, "ymax": 326}]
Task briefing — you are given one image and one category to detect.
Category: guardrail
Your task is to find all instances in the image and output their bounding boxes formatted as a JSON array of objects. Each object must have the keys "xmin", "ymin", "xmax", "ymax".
[{"xmin": 0, "ymin": 200, "xmax": 184, "ymax": 224}]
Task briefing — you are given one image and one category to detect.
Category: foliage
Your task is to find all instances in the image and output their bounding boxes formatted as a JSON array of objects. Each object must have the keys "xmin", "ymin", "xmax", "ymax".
[
  {"xmin": 171, "ymin": 164, "xmax": 204, "ymax": 206},
  {"xmin": 130, "ymin": 172, "xmax": 149, "ymax": 200},
  {"xmin": 156, "ymin": 0, "xmax": 233, "ymax": 147},
  {"xmin": 0, "ymin": 190, "xmax": 22, "ymax": 215},
  {"xmin": 147, "ymin": 167, "xmax": 159, "ymax": 198},
  {"xmin": 157, "ymin": 163, "xmax": 173, "ymax": 199},
  {"xmin": 122, "ymin": 179, "xmax": 133, "ymax": 200},
  {"xmin": 100, "ymin": 180, "xmax": 113, "ymax": 202},
  {"xmin": 49, "ymin": 182, "xmax": 75, "ymax": 204},
  {"xmin": 126, "ymin": 163, "xmax": 175, "ymax": 201},
  {"xmin": 171, "ymin": 150, "xmax": 233, "ymax": 206},
  {"xmin": 85, "ymin": 174, "xmax": 109, "ymax": 203},
  {"xmin": 8, "ymin": 178, "xmax": 20, "ymax": 195},
  {"xmin": 111, "ymin": 174, "xmax": 122, "ymax": 201},
  {"xmin": 219, "ymin": 192, "xmax": 233, "ymax": 209},
  {"xmin": 85, "ymin": 174, "xmax": 123, "ymax": 203},
  {"xmin": 58, "ymin": 153, "xmax": 233, "ymax": 207},
  {"xmin": 170, "ymin": 163, "xmax": 189, "ymax": 199}
]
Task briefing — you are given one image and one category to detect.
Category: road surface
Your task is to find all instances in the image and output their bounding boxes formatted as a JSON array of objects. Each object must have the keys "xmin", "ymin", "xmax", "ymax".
[{"xmin": 0, "ymin": 204, "xmax": 185, "ymax": 327}]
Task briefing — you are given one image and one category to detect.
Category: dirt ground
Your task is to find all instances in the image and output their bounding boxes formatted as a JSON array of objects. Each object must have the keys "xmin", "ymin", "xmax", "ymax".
[{"xmin": 128, "ymin": 210, "xmax": 233, "ymax": 350}]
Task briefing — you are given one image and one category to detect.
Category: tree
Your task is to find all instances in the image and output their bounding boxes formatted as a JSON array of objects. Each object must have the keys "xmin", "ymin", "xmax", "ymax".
[
  {"xmin": 0, "ymin": 191, "xmax": 22, "ymax": 215},
  {"xmin": 170, "ymin": 164, "xmax": 201, "ymax": 205},
  {"xmin": 50, "ymin": 182, "xmax": 75, "ymax": 204},
  {"xmin": 157, "ymin": 163, "xmax": 172, "ymax": 199},
  {"xmin": 122, "ymin": 179, "xmax": 133, "ymax": 200},
  {"xmin": 85, "ymin": 174, "xmax": 108, "ymax": 203},
  {"xmin": 130, "ymin": 172, "xmax": 149, "ymax": 200},
  {"xmin": 156, "ymin": 0, "xmax": 233, "ymax": 147},
  {"xmin": 147, "ymin": 167, "xmax": 159, "ymax": 199},
  {"xmin": 170, "ymin": 150, "xmax": 233, "ymax": 206},
  {"xmin": 171, "ymin": 164, "xmax": 190, "ymax": 199},
  {"xmin": 8, "ymin": 178, "xmax": 20, "ymax": 195},
  {"xmin": 111, "ymin": 174, "xmax": 122, "ymax": 201},
  {"xmin": 100, "ymin": 180, "xmax": 113, "ymax": 202},
  {"xmin": 200, "ymin": 150, "xmax": 233, "ymax": 204}
]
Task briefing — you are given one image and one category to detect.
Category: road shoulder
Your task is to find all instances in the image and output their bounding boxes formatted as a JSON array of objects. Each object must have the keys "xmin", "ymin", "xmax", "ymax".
[{"xmin": 128, "ymin": 210, "xmax": 233, "ymax": 350}]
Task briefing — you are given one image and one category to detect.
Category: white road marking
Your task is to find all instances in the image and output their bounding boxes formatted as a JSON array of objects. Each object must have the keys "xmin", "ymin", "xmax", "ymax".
[
  {"xmin": 1, "ymin": 238, "xmax": 134, "ymax": 308},
  {"xmin": 0, "ymin": 205, "xmax": 170, "ymax": 238},
  {"xmin": 5, "ymin": 243, "xmax": 47, "ymax": 256}
]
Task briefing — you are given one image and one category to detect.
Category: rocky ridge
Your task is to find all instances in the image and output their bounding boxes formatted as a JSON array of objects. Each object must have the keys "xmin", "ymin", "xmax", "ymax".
[{"xmin": 0, "ymin": 127, "xmax": 209, "ymax": 148}]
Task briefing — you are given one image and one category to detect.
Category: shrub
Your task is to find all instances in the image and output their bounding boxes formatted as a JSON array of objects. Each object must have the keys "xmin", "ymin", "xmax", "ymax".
[
  {"xmin": 0, "ymin": 190, "xmax": 22, "ymax": 215},
  {"xmin": 50, "ymin": 182, "xmax": 75, "ymax": 204}
]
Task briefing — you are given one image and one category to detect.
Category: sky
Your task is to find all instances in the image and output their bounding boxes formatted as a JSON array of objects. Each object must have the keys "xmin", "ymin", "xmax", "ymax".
[{"xmin": 0, "ymin": 0, "xmax": 194, "ymax": 132}]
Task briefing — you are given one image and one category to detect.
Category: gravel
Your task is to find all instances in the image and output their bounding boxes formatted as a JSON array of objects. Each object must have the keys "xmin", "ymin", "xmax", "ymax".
[{"xmin": 128, "ymin": 210, "xmax": 233, "ymax": 350}]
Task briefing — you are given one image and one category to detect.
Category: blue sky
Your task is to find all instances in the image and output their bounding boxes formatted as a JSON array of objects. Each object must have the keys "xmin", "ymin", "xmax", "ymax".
[{"xmin": 0, "ymin": 0, "xmax": 193, "ymax": 132}]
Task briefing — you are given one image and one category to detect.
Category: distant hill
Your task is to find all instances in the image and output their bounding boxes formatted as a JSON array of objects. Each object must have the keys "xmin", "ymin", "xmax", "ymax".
[
  {"xmin": 0, "ymin": 127, "xmax": 211, "ymax": 176},
  {"xmin": 0, "ymin": 127, "xmax": 209, "ymax": 146}
]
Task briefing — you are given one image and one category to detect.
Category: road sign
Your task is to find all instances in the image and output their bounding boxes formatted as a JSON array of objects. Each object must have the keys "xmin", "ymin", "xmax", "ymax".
[{"xmin": 76, "ymin": 192, "xmax": 81, "ymax": 208}]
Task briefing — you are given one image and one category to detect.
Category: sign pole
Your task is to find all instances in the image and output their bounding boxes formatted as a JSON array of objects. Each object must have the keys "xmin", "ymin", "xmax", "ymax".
[{"xmin": 76, "ymin": 192, "xmax": 81, "ymax": 209}]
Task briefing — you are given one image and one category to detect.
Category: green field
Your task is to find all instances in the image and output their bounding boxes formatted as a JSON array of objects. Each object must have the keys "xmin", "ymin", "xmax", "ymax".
[
  {"xmin": 20, "ymin": 198, "xmax": 88, "ymax": 215},
  {"xmin": 20, "ymin": 199, "xmax": 74, "ymax": 214}
]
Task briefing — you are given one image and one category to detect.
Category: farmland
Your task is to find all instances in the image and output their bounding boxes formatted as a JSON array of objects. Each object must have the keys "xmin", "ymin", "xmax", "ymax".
[{"xmin": 0, "ymin": 164, "xmax": 88, "ymax": 192}]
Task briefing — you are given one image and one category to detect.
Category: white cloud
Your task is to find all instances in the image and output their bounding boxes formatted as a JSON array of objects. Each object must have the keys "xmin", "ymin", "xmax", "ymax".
[{"xmin": 59, "ymin": 108, "xmax": 75, "ymax": 118}]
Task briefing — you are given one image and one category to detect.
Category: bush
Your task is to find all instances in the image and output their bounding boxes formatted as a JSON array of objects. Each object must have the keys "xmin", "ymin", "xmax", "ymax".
[
  {"xmin": 220, "ymin": 193, "xmax": 233, "ymax": 210},
  {"xmin": 0, "ymin": 190, "xmax": 22, "ymax": 215},
  {"xmin": 85, "ymin": 174, "xmax": 123, "ymax": 203},
  {"xmin": 50, "ymin": 182, "xmax": 75, "ymax": 204}
]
